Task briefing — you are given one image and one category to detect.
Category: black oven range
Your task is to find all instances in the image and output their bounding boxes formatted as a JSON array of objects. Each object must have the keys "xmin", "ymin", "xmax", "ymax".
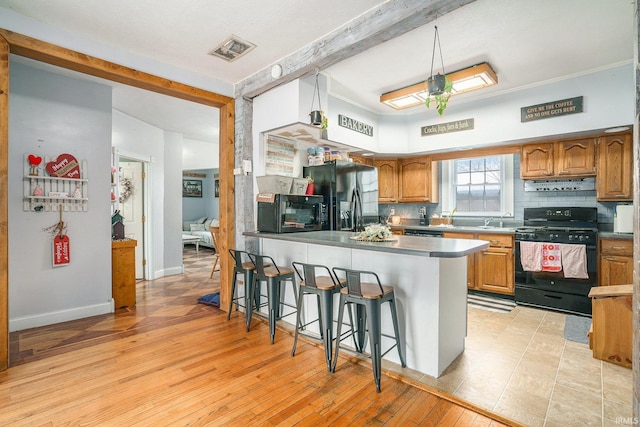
[{"xmin": 514, "ymin": 207, "xmax": 598, "ymax": 315}]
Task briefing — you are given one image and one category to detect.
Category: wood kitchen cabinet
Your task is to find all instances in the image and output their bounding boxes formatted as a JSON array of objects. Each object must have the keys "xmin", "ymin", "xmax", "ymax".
[
  {"xmin": 374, "ymin": 159, "xmax": 398, "ymax": 203},
  {"xmin": 596, "ymin": 132, "xmax": 633, "ymax": 201},
  {"xmin": 112, "ymin": 239, "xmax": 137, "ymax": 308},
  {"xmin": 443, "ymin": 231, "xmax": 514, "ymax": 295},
  {"xmin": 555, "ymin": 138, "xmax": 596, "ymax": 176},
  {"xmin": 598, "ymin": 237, "xmax": 633, "ymax": 287},
  {"xmin": 520, "ymin": 143, "xmax": 554, "ymax": 178},
  {"xmin": 398, "ymin": 155, "xmax": 439, "ymax": 203},
  {"xmin": 349, "ymin": 154, "xmax": 374, "ymax": 166},
  {"xmin": 520, "ymin": 138, "xmax": 595, "ymax": 179},
  {"xmin": 374, "ymin": 156, "xmax": 438, "ymax": 204}
]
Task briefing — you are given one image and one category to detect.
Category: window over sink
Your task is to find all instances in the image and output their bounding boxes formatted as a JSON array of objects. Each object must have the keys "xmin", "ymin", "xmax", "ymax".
[{"xmin": 440, "ymin": 155, "xmax": 514, "ymax": 217}]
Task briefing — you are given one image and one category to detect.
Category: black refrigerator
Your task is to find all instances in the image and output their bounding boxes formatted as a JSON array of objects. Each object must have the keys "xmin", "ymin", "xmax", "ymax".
[{"xmin": 303, "ymin": 161, "xmax": 379, "ymax": 231}]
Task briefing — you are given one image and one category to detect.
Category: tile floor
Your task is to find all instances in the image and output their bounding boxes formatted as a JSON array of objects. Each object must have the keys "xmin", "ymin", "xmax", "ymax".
[{"xmin": 385, "ymin": 304, "xmax": 633, "ymax": 427}]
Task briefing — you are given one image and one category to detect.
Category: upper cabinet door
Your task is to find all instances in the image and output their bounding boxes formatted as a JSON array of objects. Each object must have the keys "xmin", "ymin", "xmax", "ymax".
[
  {"xmin": 555, "ymin": 138, "xmax": 596, "ymax": 177},
  {"xmin": 398, "ymin": 156, "xmax": 438, "ymax": 203},
  {"xmin": 596, "ymin": 133, "xmax": 633, "ymax": 201},
  {"xmin": 350, "ymin": 154, "xmax": 374, "ymax": 166},
  {"xmin": 520, "ymin": 143, "xmax": 554, "ymax": 178},
  {"xmin": 374, "ymin": 159, "xmax": 398, "ymax": 203}
]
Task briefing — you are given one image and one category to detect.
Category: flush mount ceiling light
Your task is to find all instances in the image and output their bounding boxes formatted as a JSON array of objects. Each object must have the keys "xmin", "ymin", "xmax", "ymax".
[
  {"xmin": 208, "ymin": 35, "xmax": 256, "ymax": 62},
  {"xmin": 380, "ymin": 62, "xmax": 498, "ymax": 110}
]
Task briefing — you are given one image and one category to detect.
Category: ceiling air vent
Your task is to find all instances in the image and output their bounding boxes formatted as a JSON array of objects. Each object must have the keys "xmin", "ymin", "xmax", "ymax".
[{"xmin": 208, "ymin": 35, "xmax": 256, "ymax": 62}]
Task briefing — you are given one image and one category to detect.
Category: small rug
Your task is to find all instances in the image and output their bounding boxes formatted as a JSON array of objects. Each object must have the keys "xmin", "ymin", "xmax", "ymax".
[
  {"xmin": 197, "ymin": 292, "xmax": 220, "ymax": 307},
  {"xmin": 467, "ymin": 293, "xmax": 516, "ymax": 314},
  {"xmin": 564, "ymin": 315, "xmax": 591, "ymax": 344}
]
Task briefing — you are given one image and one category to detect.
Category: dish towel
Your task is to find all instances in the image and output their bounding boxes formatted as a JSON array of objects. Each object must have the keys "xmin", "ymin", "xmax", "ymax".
[
  {"xmin": 542, "ymin": 243, "xmax": 562, "ymax": 272},
  {"xmin": 560, "ymin": 244, "xmax": 589, "ymax": 279},
  {"xmin": 519, "ymin": 241, "xmax": 543, "ymax": 271}
]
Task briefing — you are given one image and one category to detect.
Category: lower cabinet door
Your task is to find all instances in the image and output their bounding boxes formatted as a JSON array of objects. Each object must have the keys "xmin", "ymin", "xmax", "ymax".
[{"xmin": 477, "ymin": 248, "xmax": 514, "ymax": 295}]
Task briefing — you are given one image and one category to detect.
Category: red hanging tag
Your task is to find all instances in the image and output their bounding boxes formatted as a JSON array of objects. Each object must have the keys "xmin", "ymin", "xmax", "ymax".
[{"xmin": 53, "ymin": 234, "xmax": 70, "ymax": 267}]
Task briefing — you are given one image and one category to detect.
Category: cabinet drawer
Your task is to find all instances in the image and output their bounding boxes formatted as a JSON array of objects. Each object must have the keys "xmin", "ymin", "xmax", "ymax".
[
  {"xmin": 477, "ymin": 233, "xmax": 513, "ymax": 248},
  {"xmin": 600, "ymin": 238, "xmax": 633, "ymax": 256}
]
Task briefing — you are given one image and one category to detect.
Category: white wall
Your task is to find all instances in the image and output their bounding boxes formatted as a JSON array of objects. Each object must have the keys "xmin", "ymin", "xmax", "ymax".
[
  {"xmin": 112, "ymin": 111, "xmax": 184, "ymax": 279},
  {"xmin": 8, "ymin": 62, "xmax": 113, "ymax": 331},
  {"xmin": 183, "ymin": 138, "xmax": 219, "ymax": 170},
  {"xmin": 402, "ymin": 64, "xmax": 635, "ymax": 153},
  {"xmin": 257, "ymin": 64, "xmax": 634, "ymax": 158},
  {"xmin": 164, "ymin": 131, "xmax": 183, "ymax": 275}
]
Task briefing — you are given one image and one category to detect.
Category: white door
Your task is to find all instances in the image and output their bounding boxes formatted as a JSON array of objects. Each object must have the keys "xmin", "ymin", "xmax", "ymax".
[{"xmin": 119, "ymin": 160, "xmax": 144, "ymax": 279}]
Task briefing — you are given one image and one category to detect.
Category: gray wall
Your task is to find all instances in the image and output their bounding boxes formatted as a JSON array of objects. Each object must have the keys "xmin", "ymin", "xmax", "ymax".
[
  {"xmin": 8, "ymin": 62, "xmax": 113, "ymax": 331},
  {"xmin": 182, "ymin": 168, "xmax": 220, "ymax": 222}
]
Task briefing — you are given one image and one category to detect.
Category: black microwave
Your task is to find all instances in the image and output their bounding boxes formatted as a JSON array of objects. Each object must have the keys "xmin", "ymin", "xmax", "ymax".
[{"xmin": 257, "ymin": 194, "xmax": 325, "ymax": 233}]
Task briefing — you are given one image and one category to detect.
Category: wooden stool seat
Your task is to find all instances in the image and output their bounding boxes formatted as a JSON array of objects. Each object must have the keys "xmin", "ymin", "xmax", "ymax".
[
  {"xmin": 299, "ymin": 275, "xmax": 344, "ymax": 291},
  {"xmin": 339, "ymin": 282, "xmax": 393, "ymax": 299},
  {"xmin": 262, "ymin": 266, "xmax": 294, "ymax": 277}
]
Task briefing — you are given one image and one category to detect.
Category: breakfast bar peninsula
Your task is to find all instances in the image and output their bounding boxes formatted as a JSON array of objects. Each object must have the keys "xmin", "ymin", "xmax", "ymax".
[{"xmin": 245, "ymin": 230, "xmax": 489, "ymax": 378}]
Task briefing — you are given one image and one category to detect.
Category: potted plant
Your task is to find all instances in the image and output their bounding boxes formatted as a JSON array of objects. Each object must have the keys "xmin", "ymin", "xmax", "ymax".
[
  {"xmin": 309, "ymin": 110, "xmax": 324, "ymax": 126},
  {"xmin": 425, "ymin": 74, "xmax": 453, "ymax": 116}
]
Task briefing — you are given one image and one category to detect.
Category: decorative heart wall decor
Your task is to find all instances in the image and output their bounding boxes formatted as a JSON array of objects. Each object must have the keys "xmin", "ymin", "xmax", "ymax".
[
  {"xmin": 28, "ymin": 154, "xmax": 42, "ymax": 166},
  {"xmin": 45, "ymin": 153, "xmax": 81, "ymax": 179}
]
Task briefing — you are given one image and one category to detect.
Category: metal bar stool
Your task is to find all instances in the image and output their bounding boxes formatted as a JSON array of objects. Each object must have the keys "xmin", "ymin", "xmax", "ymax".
[
  {"xmin": 331, "ymin": 267, "xmax": 406, "ymax": 392},
  {"xmin": 227, "ymin": 249, "xmax": 262, "ymax": 332},
  {"xmin": 291, "ymin": 262, "xmax": 356, "ymax": 372},
  {"xmin": 248, "ymin": 253, "xmax": 299, "ymax": 344}
]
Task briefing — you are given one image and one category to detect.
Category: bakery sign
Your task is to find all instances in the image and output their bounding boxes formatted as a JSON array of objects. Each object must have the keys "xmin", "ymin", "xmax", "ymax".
[
  {"xmin": 521, "ymin": 96, "xmax": 583, "ymax": 122},
  {"xmin": 338, "ymin": 114, "xmax": 374, "ymax": 137}
]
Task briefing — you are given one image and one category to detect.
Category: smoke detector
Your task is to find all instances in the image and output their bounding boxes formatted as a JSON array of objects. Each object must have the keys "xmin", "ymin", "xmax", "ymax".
[{"xmin": 208, "ymin": 35, "xmax": 256, "ymax": 62}]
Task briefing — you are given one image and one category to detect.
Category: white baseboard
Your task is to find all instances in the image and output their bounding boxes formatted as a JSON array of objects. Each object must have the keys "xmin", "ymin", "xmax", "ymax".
[
  {"xmin": 159, "ymin": 266, "xmax": 184, "ymax": 277},
  {"xmin": 9, "ymin": 301, "xmax": 114, "ymax": 332}
]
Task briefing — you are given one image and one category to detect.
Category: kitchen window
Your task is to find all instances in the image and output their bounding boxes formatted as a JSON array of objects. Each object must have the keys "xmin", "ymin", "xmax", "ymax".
[{"xmin": 440, "ymin": 155, "xmax": 514, "ymax": 217}]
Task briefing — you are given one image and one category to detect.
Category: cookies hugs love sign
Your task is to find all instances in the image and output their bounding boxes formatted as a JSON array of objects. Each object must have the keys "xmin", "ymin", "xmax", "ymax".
[{"xmin": 46, "ymin": 153, "xmax": 81, "ymax": 179}]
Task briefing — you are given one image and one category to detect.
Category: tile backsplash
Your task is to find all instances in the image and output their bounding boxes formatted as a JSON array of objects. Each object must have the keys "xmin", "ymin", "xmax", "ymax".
[{"xmin": 378, "ymin": 154, "xmax": 618, "ymax": 226}]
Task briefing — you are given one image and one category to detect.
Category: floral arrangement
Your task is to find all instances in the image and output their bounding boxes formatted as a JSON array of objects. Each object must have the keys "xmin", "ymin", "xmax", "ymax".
[{"xmin": 350, "ymin": 224, "xmax": 395, "ymax": 242}]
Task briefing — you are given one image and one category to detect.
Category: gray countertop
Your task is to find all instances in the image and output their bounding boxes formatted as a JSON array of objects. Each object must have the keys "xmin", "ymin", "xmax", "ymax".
[
  {"xmin": 598, "ymin": 231, "xmax": 633, "ymax": 239},
  {"xmin": 245, "ymin": 230, "xmax": 489, "ymax": 258},
  {"xmin": 391, "ymin": 224, "xmax": 517, "ymax": 234}
]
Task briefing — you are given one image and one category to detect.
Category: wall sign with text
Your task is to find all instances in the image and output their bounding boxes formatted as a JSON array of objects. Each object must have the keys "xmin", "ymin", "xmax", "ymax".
[
  {"xmin": 421, "ymin": 119, "xmax": 474, "ymax": 137},
  {"xmin": 338, "ymin": 115, "xmax": 374, "ymax": 137},
  {"xmin": 521, "ymin": 96, "xmax": 583, "ymax": 122}
]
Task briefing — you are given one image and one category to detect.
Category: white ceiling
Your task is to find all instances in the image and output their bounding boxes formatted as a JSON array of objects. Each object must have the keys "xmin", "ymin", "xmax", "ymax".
[{"xmin": 0, "ymin": 0, "xmax": 634, "ymax": 144}]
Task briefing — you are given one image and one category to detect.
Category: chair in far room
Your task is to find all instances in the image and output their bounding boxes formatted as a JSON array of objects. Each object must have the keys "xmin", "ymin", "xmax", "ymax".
[{"xmin": 209, "ymin": 225, "xmax": 220, "ymax": 279}]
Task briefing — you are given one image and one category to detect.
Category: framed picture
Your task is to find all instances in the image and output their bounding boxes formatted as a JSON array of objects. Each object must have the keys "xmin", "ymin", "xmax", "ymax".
[
  {"xmin": 214, "ymin": 179, "xmax": 219, "ymax": 198},
  {"xmin": 183, "ymin": 179, "xmax": 202, "ymax": 198}
]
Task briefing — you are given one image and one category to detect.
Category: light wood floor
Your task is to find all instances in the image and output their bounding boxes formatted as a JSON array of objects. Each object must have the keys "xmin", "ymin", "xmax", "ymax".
[{"xmin": 3, "ymin": 247, "xmax": 519, "ymax": 426}]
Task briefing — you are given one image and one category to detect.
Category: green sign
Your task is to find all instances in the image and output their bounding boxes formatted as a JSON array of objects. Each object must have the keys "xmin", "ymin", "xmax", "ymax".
[
  {"xmin": 421, "ymin": 118, "xmax": 474, "ymax": 137},
  {"xmin": 521, "ymin": 96, "xmax": 583, "ymax": 122}
]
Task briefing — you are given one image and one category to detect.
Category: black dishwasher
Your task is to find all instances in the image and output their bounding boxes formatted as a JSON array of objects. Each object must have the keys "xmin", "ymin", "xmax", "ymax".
[{"xmin": 404, "ymin": 229, "xmax": 443, "ymax": 237}]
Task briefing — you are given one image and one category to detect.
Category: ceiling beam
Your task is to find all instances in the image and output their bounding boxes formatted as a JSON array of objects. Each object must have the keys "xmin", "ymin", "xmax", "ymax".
[{"xmin": 236, "ymin": 0, "xmax": 477, "ymax": 100}]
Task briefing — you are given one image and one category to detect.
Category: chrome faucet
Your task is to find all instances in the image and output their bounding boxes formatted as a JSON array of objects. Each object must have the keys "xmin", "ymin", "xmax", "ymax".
[{"xmin": 484, "ymin": 217, "xmax": 492, "ymax": 227}]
